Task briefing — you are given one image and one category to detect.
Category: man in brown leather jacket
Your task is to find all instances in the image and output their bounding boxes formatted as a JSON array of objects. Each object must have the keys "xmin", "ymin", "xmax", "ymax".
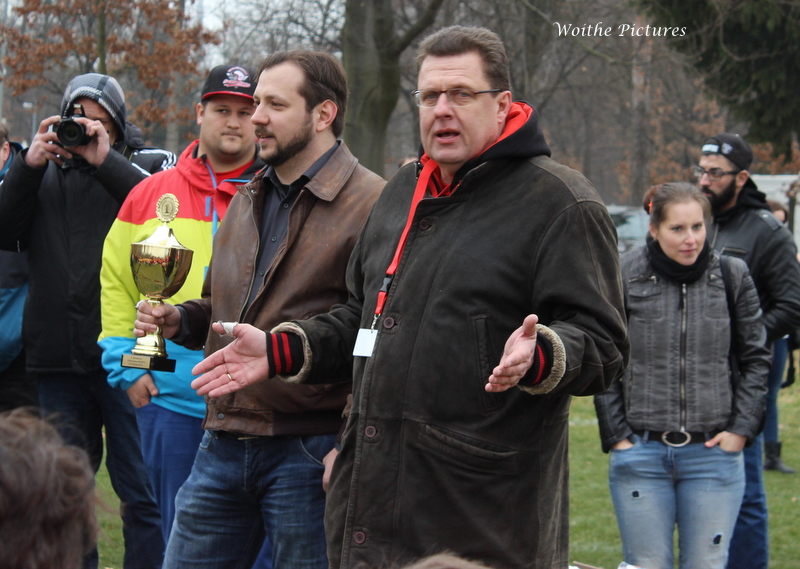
[{"xmin": 134, "ymin": 51, "xmax": 384, "ymax": 569}]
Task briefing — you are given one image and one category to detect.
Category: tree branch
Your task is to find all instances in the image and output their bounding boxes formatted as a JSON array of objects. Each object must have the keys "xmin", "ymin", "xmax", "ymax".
[
  {"xmin": 395, "ymin": 0, "xmax": 446, "ymax": 56},
  {"xmin": 517, "ymin": 0, "xmax": 619, "ymax": 64}
]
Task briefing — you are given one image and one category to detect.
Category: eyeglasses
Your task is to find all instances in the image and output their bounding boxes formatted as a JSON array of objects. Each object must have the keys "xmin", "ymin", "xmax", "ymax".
[
  {"xmin": 411, "ymin": 88, "xmax": 503, "ymax": 108},
  {"xmin": 692, "ymin": 165, "xmax": 740, "ymax": 181}
]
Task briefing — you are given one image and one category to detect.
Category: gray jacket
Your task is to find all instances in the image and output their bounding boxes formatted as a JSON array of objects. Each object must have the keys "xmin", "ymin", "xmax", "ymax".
[{"xmin": 594, "ymin": 245, "xmax": 770, "ymax": 452}]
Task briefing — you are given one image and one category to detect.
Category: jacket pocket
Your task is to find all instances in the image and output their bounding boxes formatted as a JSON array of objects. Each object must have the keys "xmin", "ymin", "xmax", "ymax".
[
  {"xmin": 472, "ymin": 315, "xmax": 503, "ymax": 412},
  {"xmin": 420, "ymin": 423, "xmax": 519, "ymax": 472},
  {"xmin": 627, "ymin": 284, "xmax": 663, "ymax": 320}
]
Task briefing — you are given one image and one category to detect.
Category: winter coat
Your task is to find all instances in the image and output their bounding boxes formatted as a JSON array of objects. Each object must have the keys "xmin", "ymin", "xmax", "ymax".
[
  {"xmin": 278, "ymin": 104, "xmax": 629, "ymax": 569},
  {"xmin": 0, "ymin": 125, "xmax": 176, "ymax": 374},
  {"xmin": 99, "ymin": 140, "xmax": 262, "ymax": 418},
  {"xmin": 711, "ymin": 183, "xmax": 800, "ymax": 342},
  {"xmin": 176, "ymin": 141, "xmax": 384, "ymax": 436},
  {"xmin": 594, "ymin": 245, "xmax": 770, "ymax": 453}
]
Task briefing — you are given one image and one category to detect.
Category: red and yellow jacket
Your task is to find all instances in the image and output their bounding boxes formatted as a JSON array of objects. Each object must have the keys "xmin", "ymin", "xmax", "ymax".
[{"xmin": 99, "ymin": 140, "xmax": 262, "ymax": 418}]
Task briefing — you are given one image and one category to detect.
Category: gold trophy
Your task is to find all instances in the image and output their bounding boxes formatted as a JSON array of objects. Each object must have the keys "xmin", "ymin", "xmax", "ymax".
[{"xmin": 121, "ymin": 193, "xmax": 193, "ymax": 372}]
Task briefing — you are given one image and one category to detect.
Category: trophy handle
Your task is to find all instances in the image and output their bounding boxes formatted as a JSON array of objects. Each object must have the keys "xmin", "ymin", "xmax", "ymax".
[{"xmin": 131, "ymin": 298, "xmax": 168, "ymax": 358}]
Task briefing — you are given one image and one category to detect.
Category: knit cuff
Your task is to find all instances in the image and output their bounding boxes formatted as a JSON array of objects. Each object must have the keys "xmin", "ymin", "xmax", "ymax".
[
  {"xmin": 518, "ymin": 335, "xmax": 553, "ymax": 387},
  {"xmin": 265, "ymin": 332, "xmax": 304, "ymax": 377}
]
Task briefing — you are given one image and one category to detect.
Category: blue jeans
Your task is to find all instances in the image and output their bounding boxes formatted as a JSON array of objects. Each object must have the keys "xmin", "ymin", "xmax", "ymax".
[
  {"xmin": 609, "ymin": 434, "xmax": 744, "ymax": 569},
  {"xmin": 727, "ymin": 435, "xmax": 769, "ymax": 569},
  {"xmin": 38, "ymin": 371, "xmax": 164, "ymax": 569},
  {"xmin": 764, "ymin": 337, "xmax": 788, "ymax": 443},
  {"xmin": 163, "ymin": 430, "xmax": 334, "ymax": 569},
  {"xmin": 135, "ymin": 403, "xmax": 204, "ymax": 543}
]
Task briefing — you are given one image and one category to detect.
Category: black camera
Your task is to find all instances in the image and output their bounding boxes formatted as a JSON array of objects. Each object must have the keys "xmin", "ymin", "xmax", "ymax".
[{"xmin": 54, "ymin": 103, "xmax": 94, "ymax": 147}]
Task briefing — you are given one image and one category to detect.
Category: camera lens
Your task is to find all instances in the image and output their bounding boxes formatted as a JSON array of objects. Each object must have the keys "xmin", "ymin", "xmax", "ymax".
[{"xmin": 56, "ymin": 119, "xmax": 91, "ymax": 147}]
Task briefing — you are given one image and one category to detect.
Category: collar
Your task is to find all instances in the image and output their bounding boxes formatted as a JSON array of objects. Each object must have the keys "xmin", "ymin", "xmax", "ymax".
[{"xmin": 417, "ymin": 101, "xmax": 551, "ymax": 197}]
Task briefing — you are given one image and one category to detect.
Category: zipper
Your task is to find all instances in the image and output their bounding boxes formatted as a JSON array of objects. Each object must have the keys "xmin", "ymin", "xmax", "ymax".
[{"xmin": 679, "ymin": 283, "xmax": 688, "ymax": 431}]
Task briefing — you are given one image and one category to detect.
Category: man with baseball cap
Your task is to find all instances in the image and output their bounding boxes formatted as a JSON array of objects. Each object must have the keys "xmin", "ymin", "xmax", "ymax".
[
  {"xmin": 99, "ymin": 64, "xmax": 266, "ymax": 551},
  {"xmin": 697, "ymin": 132, "xmax": 800, "ymax": 569}
]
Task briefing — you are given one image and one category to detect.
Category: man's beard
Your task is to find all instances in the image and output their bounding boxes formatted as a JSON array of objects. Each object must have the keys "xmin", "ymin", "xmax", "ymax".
[
  {"xmin": 257, "ymin": 114, "xmax": 314, "ymax": 168},
  {"xmin": 704, "ymin": 178, "xmax": 738, "ymax": 214}
]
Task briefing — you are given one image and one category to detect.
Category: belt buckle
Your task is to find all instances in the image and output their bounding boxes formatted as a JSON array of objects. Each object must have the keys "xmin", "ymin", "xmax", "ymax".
[{"xmin": 661, "ymin": 430, "xmax": 691, "ymax": 447}]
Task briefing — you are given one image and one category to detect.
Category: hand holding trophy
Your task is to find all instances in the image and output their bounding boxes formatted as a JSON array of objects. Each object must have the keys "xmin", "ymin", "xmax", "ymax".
[{"xmin": 122, "ymin": 193, "xmax": 193, "ymax": 372}]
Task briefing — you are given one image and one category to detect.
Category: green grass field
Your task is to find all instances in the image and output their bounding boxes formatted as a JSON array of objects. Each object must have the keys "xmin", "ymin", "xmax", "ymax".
[{"xmin": 95, "ymin": 388, "xmax": 800, "ymax": 569}]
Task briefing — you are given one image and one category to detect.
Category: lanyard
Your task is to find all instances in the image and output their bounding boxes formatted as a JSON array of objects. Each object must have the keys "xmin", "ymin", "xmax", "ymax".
[
  {"xmin": 370, "ymin": 158, "xmax": 439, "ymax": 329},
  {"xmin": 204, "ymin": 161, "xmax": 221, "ymax": 238}
]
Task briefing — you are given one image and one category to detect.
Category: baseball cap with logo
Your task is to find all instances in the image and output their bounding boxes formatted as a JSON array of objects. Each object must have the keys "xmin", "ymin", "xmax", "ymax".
[
  {"xmin": 201, "ymin": 65, "xmax": 256, "ymax": 101},
  {"xmin": 701, "ymin": 133, "xmax": 753, "ymax": 172}
]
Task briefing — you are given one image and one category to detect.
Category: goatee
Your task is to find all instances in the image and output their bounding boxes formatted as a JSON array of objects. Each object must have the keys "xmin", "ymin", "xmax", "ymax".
[{"xmin": 258, "ymin": 114, "xmax": 314, "ymax": 168}]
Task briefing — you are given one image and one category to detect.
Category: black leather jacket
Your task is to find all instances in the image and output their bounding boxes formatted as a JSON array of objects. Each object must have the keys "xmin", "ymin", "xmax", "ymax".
[
  {"xmin": 711, "ymin": 184, "xmax": 800, "ymax": 343},
  {"xmin": 594, "ymin": 246, "xmax": 770, "ymax": 452}
]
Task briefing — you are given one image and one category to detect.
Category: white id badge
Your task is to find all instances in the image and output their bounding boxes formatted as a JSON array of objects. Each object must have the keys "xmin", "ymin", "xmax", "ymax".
[{"xmin": 353, "ymin": 328, "xmax": 378, "ymax": 357}]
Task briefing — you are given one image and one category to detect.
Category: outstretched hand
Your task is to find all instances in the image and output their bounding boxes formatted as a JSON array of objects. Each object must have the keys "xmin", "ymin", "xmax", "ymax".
[
  {"xmin": 191, "ymin": 322, "xmax": 272, "ymax": 397},
  {"xmin": 486, "ymin": 314, "xmax": 538, "ymax": 393}
]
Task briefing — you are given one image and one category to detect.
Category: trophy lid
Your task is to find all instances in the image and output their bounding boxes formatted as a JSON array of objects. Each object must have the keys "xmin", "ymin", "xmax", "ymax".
[{"xmin": 133, "ymin": 194, "xmax": 189, "ymax": 250}]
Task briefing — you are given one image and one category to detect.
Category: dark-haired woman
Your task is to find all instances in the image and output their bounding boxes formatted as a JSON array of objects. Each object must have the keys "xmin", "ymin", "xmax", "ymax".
[{"xmin": 594, "ymin": 182, "xmax": 770, "ymax": 569}]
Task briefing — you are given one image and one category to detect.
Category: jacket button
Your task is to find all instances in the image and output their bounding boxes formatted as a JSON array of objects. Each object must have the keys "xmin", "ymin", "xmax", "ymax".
[
  {"xmin": 365, "ymin": 426, "xmax": 377, "ymax": 438},
  {"xmin": 353, "ymin": 531, "xmax": 366, "ymax": 544},
  {"xmin": 419, "ymin": 219, "xmax": 431, "ymax": 230},
  {"xmin": 217, "ymin": 413, "xmax": 225, "ymax": 420},
  {"xmin": 382, "ymin": 316, "xmax": 395, "ymax": 329}
]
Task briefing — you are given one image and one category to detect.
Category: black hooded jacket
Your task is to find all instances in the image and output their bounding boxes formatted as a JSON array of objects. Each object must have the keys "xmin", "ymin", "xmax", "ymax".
[
  {"xmin": 0, "ymin": 116, "xmax": 175, "ymax": 374},
  {"xmin": 279, "ymin": 102, "xmax": 628, "ymax": 569},
  {"xmin": 711, "ymin": 183, "xmax": 800, "ymax": 342}
]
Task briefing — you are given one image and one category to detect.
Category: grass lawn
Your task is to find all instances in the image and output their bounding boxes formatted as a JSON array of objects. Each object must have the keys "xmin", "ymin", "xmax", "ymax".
[
  {"xmin": 94, "ymin": 387, "xmax": 800, "ymax": 568},
  {"xmin": 569, "ymin": 387, "xmax": 800, "ymax": 568}
]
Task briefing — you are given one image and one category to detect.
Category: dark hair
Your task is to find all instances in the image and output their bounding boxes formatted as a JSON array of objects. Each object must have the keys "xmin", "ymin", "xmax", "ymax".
[
  {"xmin": 0, "ymin": 409, "xmax": 97, "ymax": 569},
  {"xmin": 416, "ymin": 26, "xmax": 511, "ymax": 91},
  {"xmin": 258, "ymin": 51, "xmax": 348, "ymax": 137},
  {"xmin": 0, "ymin": 123, "xmax": 9, "ymax": 146},
  {"xmin": 643, "ymin": 182, "xmax": 712, "ymax": 228}
]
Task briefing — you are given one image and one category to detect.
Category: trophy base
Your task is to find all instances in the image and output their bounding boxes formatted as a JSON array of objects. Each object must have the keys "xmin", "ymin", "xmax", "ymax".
[{"xmin": 121, "ymin": 353, "xmax": 176, "ymax": 373}]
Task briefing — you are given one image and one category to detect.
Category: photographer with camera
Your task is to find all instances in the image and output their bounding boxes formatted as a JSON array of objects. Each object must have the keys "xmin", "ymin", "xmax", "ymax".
[{"xmin": 0, "ymin": 72, "xmax": 176, "ymax": 569}]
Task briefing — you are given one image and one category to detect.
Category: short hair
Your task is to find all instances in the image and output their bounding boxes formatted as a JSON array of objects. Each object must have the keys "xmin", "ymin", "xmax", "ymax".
[
  {"xmin": 416, "ymin": 26, "xmax": 511, "ymax": 91},
  {"xmin": 0, "ymin": 122, "xmax": 9, "ymax": 146},
  {"xmin": 643, "ymin": 182, "xmax": 712, "ymax": 229},
  {"xmin": 258, "ymin": 51, "xmax": 348, "ymax": 138},
  {"xmin": 0, "ymin": 409, "xmax": 97, "ymax": 569}
]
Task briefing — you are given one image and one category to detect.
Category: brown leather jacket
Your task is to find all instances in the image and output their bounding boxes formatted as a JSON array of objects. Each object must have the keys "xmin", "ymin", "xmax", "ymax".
[{"xmin": 178, "ymin": 142, "xmax": 384, "ymax": 436}]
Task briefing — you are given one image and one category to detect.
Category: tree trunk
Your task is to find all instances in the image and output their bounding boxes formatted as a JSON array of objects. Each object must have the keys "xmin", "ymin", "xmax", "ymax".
[
  {"xmin": 96, "ymin": 0, "xmax": 106, "ymax": 74},
  {"xmin": 342, "ymin": 0, "xmax": 444, "ymax": 177},
  {"xmin": 165, "ymin": 0, "xmax": 186, "ymax": 154},
  {"xmin": 630, "ymin": 14, "xmax": 652, "ymax": 205}
]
